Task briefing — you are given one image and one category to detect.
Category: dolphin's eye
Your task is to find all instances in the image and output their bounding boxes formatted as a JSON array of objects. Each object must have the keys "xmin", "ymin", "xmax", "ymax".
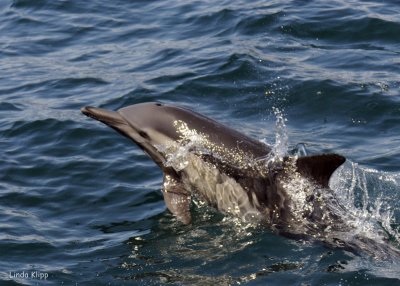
[
  {"xmin": 138, "ymin": 131, "xmax": 150, "ymax": 139},
  {"xmin": 155, "ymin": 103, "xmax": 163, "ymax": 106}
]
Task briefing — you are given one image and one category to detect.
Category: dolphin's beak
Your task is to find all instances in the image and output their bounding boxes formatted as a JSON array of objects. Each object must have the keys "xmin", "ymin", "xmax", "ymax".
[
  {"xmin": 81, "ymin": 105, "xmax": 143, "ymax": 143},
  {"xmin": 81, "ymin": 106, "xmax": 126, "ymax": 126}
]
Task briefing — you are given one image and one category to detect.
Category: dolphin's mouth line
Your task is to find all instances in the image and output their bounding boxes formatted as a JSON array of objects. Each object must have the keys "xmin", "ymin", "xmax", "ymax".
[{"xmin": 80, "ymin": 106, "xmax": 127, "ymax": 126}]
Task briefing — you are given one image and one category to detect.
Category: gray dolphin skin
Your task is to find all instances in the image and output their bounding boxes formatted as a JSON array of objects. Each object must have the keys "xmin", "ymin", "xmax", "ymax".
[
  {"xmin": 81, "ymin": 102, "xmax": 399, "ymax": 259},
  {"xmin": 81, "ymin": 102, "xmax": 345, "ymax": 228}
]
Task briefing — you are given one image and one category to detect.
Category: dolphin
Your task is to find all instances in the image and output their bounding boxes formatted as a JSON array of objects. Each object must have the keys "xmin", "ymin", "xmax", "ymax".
[
  {"xmin": 81, "ymin": 102, "xmax": 400, "ymax": 260},
  {"xmin": 81, "ymin": 102, "xmax": 346, "ymax": 233}
]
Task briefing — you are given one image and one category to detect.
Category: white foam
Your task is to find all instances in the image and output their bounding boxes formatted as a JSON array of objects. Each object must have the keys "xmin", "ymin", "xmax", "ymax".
[{"xmin": 330, "ymin": 161, "xmax": 400, "ymax": 245}]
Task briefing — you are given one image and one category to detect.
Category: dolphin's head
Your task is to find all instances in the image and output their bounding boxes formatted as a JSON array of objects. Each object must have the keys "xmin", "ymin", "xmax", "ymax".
[
  {"xmin": 81, "ymin": 102, "xmax": 186, "ymax": 169},
  {"xmin": 81, "ymin": 102, "xmax": 271, "ymax": 170}
]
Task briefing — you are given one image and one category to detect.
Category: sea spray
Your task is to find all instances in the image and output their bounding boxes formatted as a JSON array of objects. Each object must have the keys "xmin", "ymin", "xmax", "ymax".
[
  {"xmin": 330, "ymin": 161, "xmax": 400, "ymax": 245},
  {"xmin": 271, "ymin": 107, "xmax": 289, "ymax": 160},
  {"xmin": 259, "ymin": 107, "xmax": 290, "ymax": 166}
]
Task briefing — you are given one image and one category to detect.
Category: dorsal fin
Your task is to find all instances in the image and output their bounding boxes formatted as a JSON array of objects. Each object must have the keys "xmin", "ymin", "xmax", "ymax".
[{"xmin": 295, "ymin": 154, "xmax": 346, "ymax": 188}]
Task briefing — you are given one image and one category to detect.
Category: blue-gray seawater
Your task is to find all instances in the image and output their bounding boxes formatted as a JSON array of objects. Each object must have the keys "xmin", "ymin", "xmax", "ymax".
[{"xmin": 1, "ymin": 0, "xmax": 400, "ymax": 285}]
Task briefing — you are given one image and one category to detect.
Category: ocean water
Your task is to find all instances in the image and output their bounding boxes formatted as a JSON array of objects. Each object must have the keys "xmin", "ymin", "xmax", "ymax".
[{"xmin": 1, "ymin": 0, "xmax": 400, "ymax": 285}]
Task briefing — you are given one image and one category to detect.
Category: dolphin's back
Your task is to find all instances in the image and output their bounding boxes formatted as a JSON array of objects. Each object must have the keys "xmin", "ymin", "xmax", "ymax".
[{"xmin": 120, "ymin": 103, "xmax": 272, "ymax": 159}]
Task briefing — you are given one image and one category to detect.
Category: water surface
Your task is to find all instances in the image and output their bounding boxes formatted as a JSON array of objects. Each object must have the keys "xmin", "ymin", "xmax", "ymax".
[{"xmin": 1, "ymin": 0, "xmax": 400, "ymax": 285}]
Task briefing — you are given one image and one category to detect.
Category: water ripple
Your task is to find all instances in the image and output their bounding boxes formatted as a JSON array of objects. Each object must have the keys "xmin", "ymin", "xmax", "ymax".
[{"xmin": 1, "ymin": 0, "xmax": 399, "ymax": 284}]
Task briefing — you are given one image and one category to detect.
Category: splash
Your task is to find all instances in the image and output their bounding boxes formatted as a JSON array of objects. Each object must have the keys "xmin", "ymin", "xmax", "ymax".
[
  {"xmin": 330, "ymin": 161, "xmax": 400, "ymax": 245},
  {"xmin": 155, "ymin": 120, "xmax": 208, "ymax": 171},
  {"xmin": 271, "ymin": 107, "xmax": 289, "ymax": 159},
  {"xmin": 259, "ymin": 107, "xmax": 290, "ymax": 166},
  {"xmin": 159, "ymin": 120, "xmax": 254, "ymax": 171}
]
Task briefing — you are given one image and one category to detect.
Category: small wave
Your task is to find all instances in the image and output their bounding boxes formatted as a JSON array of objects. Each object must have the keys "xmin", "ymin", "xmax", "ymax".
[
  {"xmin": 0, "ymin": 102, "xmax": 22, "ymax": 112},
  {"xmin": 280, "ymin": 4, "xmax": 400, "ymax": 44}
]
